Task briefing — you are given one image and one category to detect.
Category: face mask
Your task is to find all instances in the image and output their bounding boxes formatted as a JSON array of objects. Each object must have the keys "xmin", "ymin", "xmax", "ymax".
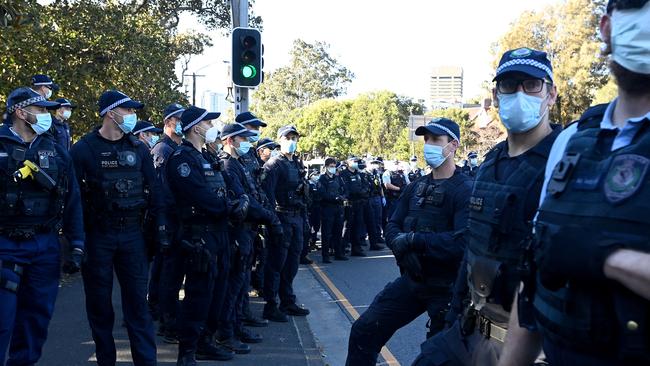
[
  {"xmin": 611, "ymin": 2, "xmax": 650, "ymax": 75},
  {"xmin": 280, "ymin": 139, "xmax": 297, "ymax": 154},
  {"xmin": 111, "ymin": 111, "xmax": 137, "ymax": 133},
  {"xmin": 61, "ymin": 110, "xmax": 72, "ymax": 120},
  {"xmin": 236, "ymin": 141, "xmax": 252, "ymax": 156},
  {"xmin": 24, "ymin": 110, "xmax": 52, "ymax": 135},
  {"xmin": 174, "ymin": 121, "xmax": 183, "ymax": 136},
  {"xmin": 45, "ymin": 88, "xmax": 53, "ymax": 99},
  {"xmin": 424, "ymin": 142, "xmax": 451, "ymax": 168},
  {"xmin": 148, "ymin": 135, "xmax": 159, "ymax": 148},
  {"xmin": 248, "ymin": 131, "xmax": 260, "ymax": 143},
  {"xmin": 271, "ymin": 149, "xmax": 281, "ymax": 158},
  {"xmin": 350, "ymin": 162, "xmax": 359, "ymax": 170},
  {"xmin": 470, "ymin": 158, "xmax": 478, "ymax": 166},
  {"xmin": 498, "ymin": 92, "xmax": 548, "ymax": 133},
  {"xmin": 327, "ymin": 167, "xmax": 337, "ymax": 175},
  {"xmin": 410, "ymin": 162, "xmax": 417, "ymax": 169},
  {"xmin": 310, "ymin": 175, "xmax": 319, "ymax": 183}
]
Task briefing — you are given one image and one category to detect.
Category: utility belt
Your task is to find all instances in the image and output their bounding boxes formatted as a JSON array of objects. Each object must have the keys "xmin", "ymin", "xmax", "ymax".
[
  {"xmin": 276, "ymin": 206, "xmax": 301, "ymax": 215},
  {"xmin": 97, "ymin": 215, "xmax": 143, "ymax": 230},
  {"xmin": 185, "ymin": 223, "xmax": 225, "ymax": 236},
  {"xmin": 321, "ymin": 201, "xmax": 343, "ymax": 208},
  {"xmin": 462, "ymin": 307, "xmax": 508, "ymax": 343},
  {"xmin": 0, "ymin": 259, "xmax": 24, "ymax": 293},
  {"xmin": 0, "ymin": 223, "xmax": 57, "ymax": 241}
]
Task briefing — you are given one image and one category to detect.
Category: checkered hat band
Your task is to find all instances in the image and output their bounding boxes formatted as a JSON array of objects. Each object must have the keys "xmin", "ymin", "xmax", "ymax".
[
  {"xmin": 7, "ymin": 96, "xmax": 47, "ymax": 114},
  {"xmin": 100, "ymin": 97, "xmax": 132, "ymax": 116},
  {"xmin": 164, "ymin": 109, "xmax": 185, "ymax": 121},
  {"xmin": 133, "ymin": 126, "xmax": 155, "ymax": 135},
  {"xmin": 429, "ymin": 123, "xmax": 459, "ymax": 142},
  {"xmin": 496, "ymin": 59, "xmax": 554, "ymax": 81},
  {"xmin": 183, "ymin": 110, "xmax": 209, "ymax": 131}
]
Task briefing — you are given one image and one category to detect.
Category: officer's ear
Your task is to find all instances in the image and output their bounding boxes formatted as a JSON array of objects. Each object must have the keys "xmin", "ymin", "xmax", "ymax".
[
  {"xmin": 600, "ymin": 14, "xmax": 612, "ymax": 55},
  {"xmin": 449, "ymin": 139, "xmax": 460, "ymax": 154},
  {"xmin": 492, "ymin": 87, "xmax": 499, "ymax": 108}
]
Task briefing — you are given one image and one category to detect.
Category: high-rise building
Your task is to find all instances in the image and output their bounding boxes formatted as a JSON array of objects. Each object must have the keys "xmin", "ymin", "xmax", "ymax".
[
  {"xmin": 200, "ymin": 90, "xmax": 228, "ymax": 113},
  {"xmin": 429, "ymin": 66, "xmax": 463, "ymax": 107}
]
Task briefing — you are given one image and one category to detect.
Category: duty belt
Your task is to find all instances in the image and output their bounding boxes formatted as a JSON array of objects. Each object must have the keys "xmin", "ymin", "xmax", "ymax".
[
  {"xmin": 477, "ymin": 314, "xmax": 508, "ymax": 343},
  {"xmin": 276, "ymin": 206, "xmax": 301, "ymax": 215},
  {"xmin": 0, "ymin": 225, "xmax": 53, "ymax": 240}
]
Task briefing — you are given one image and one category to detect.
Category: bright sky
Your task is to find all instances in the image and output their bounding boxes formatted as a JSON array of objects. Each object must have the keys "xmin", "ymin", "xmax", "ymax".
[{"xmin": 180, "ymin": 0, "xmax": 561, "ymax": 106}]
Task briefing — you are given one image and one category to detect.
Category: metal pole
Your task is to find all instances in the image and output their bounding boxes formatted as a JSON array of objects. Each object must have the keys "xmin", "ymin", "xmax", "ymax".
[
  {"xmin": 232, "ymin": 0, "xmax": 249, "ymax": 114},
  {"xmin": 192, "ymin": 72, "xmax": 197, "ymax": 105}
]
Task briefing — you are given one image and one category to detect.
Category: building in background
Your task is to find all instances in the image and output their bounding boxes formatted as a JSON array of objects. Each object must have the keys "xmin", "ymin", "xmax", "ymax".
[
  {"xmin": 200, "ymin": 90, "xmax": 228, "ymax": 113},
  {"xmin": 429, "ymin": 66, "xmax": 463, "ymax": 109}
]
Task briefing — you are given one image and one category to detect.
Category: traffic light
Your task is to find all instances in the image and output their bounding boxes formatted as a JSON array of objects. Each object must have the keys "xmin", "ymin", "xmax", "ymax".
[{"xmin": 232, "ymin": 27, "xmax": 262, "ymax": 87}]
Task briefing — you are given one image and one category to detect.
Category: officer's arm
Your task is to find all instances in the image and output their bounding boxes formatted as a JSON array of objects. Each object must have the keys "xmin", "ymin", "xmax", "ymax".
[
  {"xmin": 167, "ymin": 153, "xmax": 228, "ymax": 217},
  {"xmin": 225, "ymin": 159, "xmax": 272, "ymax": 223},
  {"xmin": 60, "ymin": 148, "xmax": 85, "ymax": 248},
  {"xmin": 413, "ymin": 180, "xmax": 470, "ymax": 261},
  {"xmin": 385, "ymin": 182, "xmax": 417, "ymax": 245},
  {"xmin": 69, "ymin": 139, "xmax": 89, "ymax": 192},
  {"xmin": 445, "ymin": 249, "xmax": 470, "ymax": 324},
  {"xmin": 604, "ymin": 249, "xmax": 650, "ymax": 301},
  {"xmin": 262, "ymin": 159, "xmax": 279, "ymax": 207},
  {"xmin": 498, "ymin": 294, "xmax": 543, "ymax": 366},
  {"xmin": 140, "ymin": 144, "xmax": 167, "ymax": 227},
  {"xmin": 382, "ymin": 171, "xmax": 399, "ymax": 191}
]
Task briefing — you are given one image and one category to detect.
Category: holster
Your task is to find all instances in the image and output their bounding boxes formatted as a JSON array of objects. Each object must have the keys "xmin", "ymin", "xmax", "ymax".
[{"xmin": 181, "ymin": 239, "xmax": 211, "ymax": 273}]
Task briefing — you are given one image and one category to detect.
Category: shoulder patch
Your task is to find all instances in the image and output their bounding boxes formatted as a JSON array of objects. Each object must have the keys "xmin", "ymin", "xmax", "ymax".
[
  {"xmin": 177, "ymin": 162, "xmax": 191, "ymax": 177},
  {"xmin": 604, "ymin": 154, "xmax": 648, "ymax": 204}
]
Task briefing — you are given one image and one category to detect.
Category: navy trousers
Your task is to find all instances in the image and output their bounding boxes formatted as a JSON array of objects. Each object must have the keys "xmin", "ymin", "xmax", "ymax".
[{"xmin": 264, "ymin": 211, "xmax": 303, "ymax": 307}]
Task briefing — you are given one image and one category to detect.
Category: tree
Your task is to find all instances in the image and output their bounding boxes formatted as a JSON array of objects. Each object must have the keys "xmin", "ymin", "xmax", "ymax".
[
  {"xmin": 252, "ymin": 39, "xmax": 354, "ymax": 123},
  {"xmin": 491, "ymin": 0, "xmax": 608, "ymax": 124},
  {"xmin": 291, "ymin": 99, "xmax": 354, "ymax": 159},
  {"xmin": 0, "ymin": 1, "xmax": 214, "ymax": 137}
]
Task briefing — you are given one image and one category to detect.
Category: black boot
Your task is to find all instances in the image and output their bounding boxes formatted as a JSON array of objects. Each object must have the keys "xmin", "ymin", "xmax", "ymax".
[
  {"xmin": 263, "ymin": 303, "xmax": 289, "ymax": 322},
  {"xmin": 176, "ymin": 351, "xmax": 197, "ymax": 366},
  {"xmin": 196, "ymin": 334, "xmax": 235, "ymax": 361},
  {"xmin": 237, "ymin": 327, "xmax": 263, "ymax": 343},
  {"xmin": 281, "ymin": 303, "xmax": 310, "ymax": 316},
  {"xmin": 217, "ymin": 336, "xmax": 252, "ymax": 354}
]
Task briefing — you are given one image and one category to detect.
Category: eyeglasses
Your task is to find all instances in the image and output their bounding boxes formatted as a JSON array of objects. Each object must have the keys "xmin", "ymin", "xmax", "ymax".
[{"xmin": 496, "ymin": 78, "xmax": 550, "ymax": 94}]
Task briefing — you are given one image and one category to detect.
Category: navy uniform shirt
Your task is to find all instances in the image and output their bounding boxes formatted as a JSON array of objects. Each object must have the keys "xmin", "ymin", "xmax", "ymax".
[
  {"xmin": 70, "ymin": 127, "xmax": 166, "ymax": 228},
  {"xmin": 151, "ymin": 134, "xmax": 180, "ymax": 225},
  {"xmin": 50, "ymin": 116, "xmax": 72, "ymax": 150},
  {"xmin": 262, "ymin": 154, "xmax": 304, "ymax": 210},
  {"xmin": 317, "ymin": 173, "xmax": 348, "ymax": 204},
  {"xmin": 0, "ymin": 125, "xmax": 84, "ymax": 248}
]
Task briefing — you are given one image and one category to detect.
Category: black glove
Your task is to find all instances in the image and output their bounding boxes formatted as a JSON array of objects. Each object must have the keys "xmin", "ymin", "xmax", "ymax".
[
  {"xmin": 398, "ymin": 251, "xmax": 422, "ymax": 281},
  {"xmin": 228, "ymin": 194, "xmax": 250, "ymax": 221},
  {"xmin": 157, "ymin": 225, "xmax": 171, "ymax": 255},
  {"xmin": 390, "ymin": 232, "xmax": 415, "ymax": 260},
  {"xmin": 63, "ymin": 247, "xmax": 84, "ymax": 274}
]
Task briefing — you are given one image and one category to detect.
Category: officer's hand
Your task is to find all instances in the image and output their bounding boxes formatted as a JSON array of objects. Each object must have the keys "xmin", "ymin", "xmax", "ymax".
[
  {"xmin": 157, "ymin": 225, "xmax": 171, "ymax": 255},
  {"xmin": 398, "ymin": 252, "xmax": 422, "ymax": 281},
  {"xmin": 390, "ymin": 232, "xmax": 414, "ymax": 259},
  {"xmin": 229, "ymin": 194, "xmax": 250, "ymax": 221},
  {"xmin": 381, "ymin": 197, "xmax": 387, "ymax": 206},
  {"xmin": 63, "ymin": 247, "xmax": 84, "ymax": 274}
]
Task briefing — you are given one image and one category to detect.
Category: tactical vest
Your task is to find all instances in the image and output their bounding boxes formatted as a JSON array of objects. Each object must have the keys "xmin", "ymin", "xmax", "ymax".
[
  {"xmin": 402, "ymin": 171, "xmax": 467, "ymax": 279},
  {"xmin": 534, "ymin": 104, "xmax": 650, "ymax": 360},
  {"xmin": 274, "ymin": 156, "xmax": 302, "ymax": 209},
  {"xmin": 369, "ymin": 172, "xmax": 383, "ymax": 197},
  {"xmin": 466, "ymin": 138, "xmax": 553, "ymax": 314},
  {"xmin": 387, "ymin": 171, "xmax": 406, "ymax": 199},
  {"xmin": 408, "ymin": 168, "xmax": 422, "ymax": 183},
  {"xmin": 239, "ymin": 150, "xmax": 266, "ymax": 204},
  {"xmin": 0, "ymin": 136, "xmax": 66, "ymax": 233},
  {"xmin": 321, "ymin": 174, "xmax": 345, "ymax": 204},
  {"xmin": 343, "ymin": 170, "xmax": 364, "ymax": 200}
]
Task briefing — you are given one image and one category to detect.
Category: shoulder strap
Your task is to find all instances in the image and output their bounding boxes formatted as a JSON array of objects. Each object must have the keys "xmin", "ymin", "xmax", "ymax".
[{"xmin": 575, "ymin": 103, "xmax": 608, "ymax": 131}]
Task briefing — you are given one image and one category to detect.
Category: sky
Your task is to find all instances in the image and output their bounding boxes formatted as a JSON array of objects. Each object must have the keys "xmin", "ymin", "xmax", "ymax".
[{"xmin": 179, "ymin": 0, "xmax": 561, "ymax": 105}]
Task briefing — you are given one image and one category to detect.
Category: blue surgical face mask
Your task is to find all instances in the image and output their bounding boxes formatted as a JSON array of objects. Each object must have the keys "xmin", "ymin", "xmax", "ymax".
[
  {"xmin": 149, "ymin": 135, "xmax": 159, "ymax": 147},
  {"xmin": 280, "ymin": 139, "xmax": 297, "ymax": 154},
  {"xmin": 498, "ymin": 92, "xmax": 548, "ymax": 133},
  {"xmin": 24, "ymin": 110, "xmax": 53, "ymax": 135},
  {"xmin": 236, "ymin": 140, "xmax": 252, "ymax": 156},
  {"xmin": 174, "ymin": 121, "xmax": 183, "ymax": 136},
  {"xmin": 111, "ymin": 110, "xmax": 137, "ymax": 133},
  {"xmin": 248, "ymin": 131, "xmax": 260, "ymax": 143},
  {"xmin": 327, "ymin": 167, "xmax": 337, "ymax": 175},
  {"xmin": 424, "ymin": 142, "xmax": 451, "ymax": 168},
  {"xmin": 611, "ymin": 2, "xmax": 650, "ymax": 75}
]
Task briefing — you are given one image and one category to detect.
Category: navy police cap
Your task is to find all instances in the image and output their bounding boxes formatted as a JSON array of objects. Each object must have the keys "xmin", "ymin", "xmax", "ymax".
[
  {"xmin": 607, "ymin": 0, "xmax": 649, "ymax": 12},
  {"xmin": 6, "ymin": 87, "xmax": 59, "ymax": 115},
  {"xmin": 256, "ymin": 137, "xmax": 279, "ymax": 150},
  {"xmin": 277, "ymin": 125, "xmax": 299, "ymax": 138},
  {"xmin": 98, "ymin": 90, "xmax": 144, "ymax": 116},
  {"xmin": 133, "ymin": 120, "xmax": 163, "ymax": 135},
  {"xmin": 180, "ymin": 106, "xmax": 220, "ymax": 132},
  {"xmin": 415, "ymin": 117, "xmax": 461, "ymax": 142},
  {"xmin": 494, "ymin": 48, "xmax": 553, "ymax": 82},
  {"xmin": 163, "ymin": 103, "xmax": 185, "ymax": 121},
  {"xmin": 235, "ymin": 111, "xmax": 267, "ymax": 127},
  {"xmin": 31, "ymin": 74, "xmax": 60, "ymax": 92},
  {"xmin": 221, "ymin": 123, "xmax": 257, "ymax": 140},
  {"xmin": 54, "ymin": 97, "xmax": 76, "ymax": 109}
]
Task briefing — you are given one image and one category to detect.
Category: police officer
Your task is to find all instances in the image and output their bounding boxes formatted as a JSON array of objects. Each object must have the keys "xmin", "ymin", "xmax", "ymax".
[
  {"xmin": 0, "ymin": 87, "xmax": 84, "ymax": 365},
  {"xmin": 256, "ymin": 137, "xmax": 279, "ymax": 164},
  {"xmin": 340, "ymin": 156, "xmax": 369, "ymax": 257},
  {"xmin": 218, "ymin": 123, "xmax": 284, "ymax": 352},
  {"xmin": 383, "ymin": 159, "xmax": 410, "ymax": 223},
  {"xmin": 307, "ymin": 170, "xmax": 321, "ymax": 250},
  {"xmin": 346, "ymin": 118, "xmax": 472, "ymax": 366},
  {"xmin": 408, "ymin": 155, "xmax": 425, "ymax": 182},
  {"xmin": 501, "ymin": 2, "xmax": 650, "ymax": 364},
  {"xmin": 364, "ymin": 159, "xmax": 386, "ymax": 250},
  {"xmin": 318, "ymin": 157, "xmax": 348, "ymax": 263},
  {"xmin": 262, "ymin": 125, "xmax": 311, "ymax": 322},
  {"xmin": 151, "ymin": 103, "xmax": 185, "ymax": 343},
  {"xmin": 461, "ymin": 151, "xmax": 479, "ymax": 177},
  {"xmin": 50, "ymin": 97, "xmax": 75, "ymax": 150},
  {"xmin": 412, "ymin": 48, "xmax": 560, "ymax": 366},
  {"xmin": 30, "ymin": 74, "xmax": 59, "ymax": 99},
  {"xmin": 71, "ymin": 90, "xmax": 166, "ymax": 365},
  {"xmin": 133, "ymin": 120, "xmax": 162, "ymax": 150},
  {"xmin": 166, "ymin": 106, "xmax": 248, "ymax": 364}
]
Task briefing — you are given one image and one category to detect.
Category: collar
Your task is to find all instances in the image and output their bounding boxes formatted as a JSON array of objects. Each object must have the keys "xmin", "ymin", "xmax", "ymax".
[
  {"xmin": 601, "ymin": 98, "xmax": 650, "ymax": 130},
  {"xmin": 498, "ymin": 123, "xmax": 562, "ymax": 160}
]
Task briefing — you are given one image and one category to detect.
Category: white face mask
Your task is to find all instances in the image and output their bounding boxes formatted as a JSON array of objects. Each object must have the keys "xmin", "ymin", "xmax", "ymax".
[
  {"xmin": 61, "ymin": 110, "xmax": 72, "ymax": 120},
  {"xmin": 611, "ymin": 2, "xmax": 650, "ymax": 75},
  {"xmin": 280, "ymin": 139, "xmax": 297, "ymax": 154},
  {"xmin": 45, "ymin": 88, "xmax": 53, "ymax": 99}
]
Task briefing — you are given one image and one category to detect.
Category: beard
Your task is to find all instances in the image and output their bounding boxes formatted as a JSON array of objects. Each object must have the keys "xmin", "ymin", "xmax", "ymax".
[{"xmin": 611, "ymin": 60, "xmax": 650, "ymax": 96}]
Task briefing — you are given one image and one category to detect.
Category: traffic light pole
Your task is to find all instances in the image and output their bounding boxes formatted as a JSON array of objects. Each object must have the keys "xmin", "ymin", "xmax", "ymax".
[{"xmin": 232, "ymin": 0, "xmax": 249, "ymax": 114}]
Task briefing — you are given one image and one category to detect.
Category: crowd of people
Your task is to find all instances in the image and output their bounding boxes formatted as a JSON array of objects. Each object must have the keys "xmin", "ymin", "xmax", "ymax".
[{"xmin": 1, "ymin": 1, "xmax": 649, "ymax": 366}]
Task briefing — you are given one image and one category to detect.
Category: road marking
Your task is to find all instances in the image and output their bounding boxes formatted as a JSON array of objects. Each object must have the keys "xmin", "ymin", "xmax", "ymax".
[{"xmin": 309, "ymin": 263, "xmax": 401, "ymax": 366}]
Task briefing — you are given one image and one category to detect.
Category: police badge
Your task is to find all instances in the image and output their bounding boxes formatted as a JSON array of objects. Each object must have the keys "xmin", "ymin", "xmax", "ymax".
[
  {"xmin": 603, "ymin": 154, "xmax": 649, "ymax": 204},
  {"xmin": 177, "ymin": 162, "xmax": 191, "ymax": 177}
]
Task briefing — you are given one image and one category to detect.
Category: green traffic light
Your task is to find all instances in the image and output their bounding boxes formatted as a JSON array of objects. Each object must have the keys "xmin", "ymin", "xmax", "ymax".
[{"xmin": 242, "ymin": 64, "xmax": 257, "ymax": 79}]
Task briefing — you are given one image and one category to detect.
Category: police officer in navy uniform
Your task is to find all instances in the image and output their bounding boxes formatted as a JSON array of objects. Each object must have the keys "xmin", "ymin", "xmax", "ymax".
[
  {"xmin": 501, "ymin": 2, "xmax": 650, "ymax": 365},
  {"xmin": 133, "ymin": 120, "xmax": 162, "ymax": 150},
  {"xmin": 364, "ymin": 159, "xmax": 386, "ymax": 250},
  {"xmin": 412, "ymin": 48, "xmax": 560, "ymax": 366},
  {"xmin": 30, "ymin": 74, "xmax": 59, "ymax": 99},
  {"xmin": 218, "ymin": 123, "xmax": 284, "ymax": 352},
  {"xmin": 261, "ymin": 125, "xmax": 311, "ymax": 322},
  {"xmin": 382, "ymin": 159, "xmax": 410, "ymax": 225},
  {"xmin": 50, "ymin": 97, "xmax": 75, "ymax": 150},
  {"xmin": 318, "ymin": 157, "xmax": 348, "ymax": 263},
  {"xmin": 346, "ymin": 118, "xmax": 472, "ymax": 366},
  {"xmin": 150, "ymin": 103, "xmax": 186, "ymax": 343},
  {"xmin": 0, "ymin": 87, "xmax": 84, "ymax": 365},
  {"xmin": 408, "ymin": 155, "xmax": 424, "ymax": 182},
  {"xmin": 256, "ymin": 137, "xmax": 279, "ymax": 164},
  {"xmin": 166, "ymin": 106, "xmax": 250, "ymax": 365},
  {"xmin": 70, "ymin": 90, "xmax": 166, "ymax": 365},
  {"xmin": 340, "ymin": 156, "xmax": 369, "ymax": 257}
]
